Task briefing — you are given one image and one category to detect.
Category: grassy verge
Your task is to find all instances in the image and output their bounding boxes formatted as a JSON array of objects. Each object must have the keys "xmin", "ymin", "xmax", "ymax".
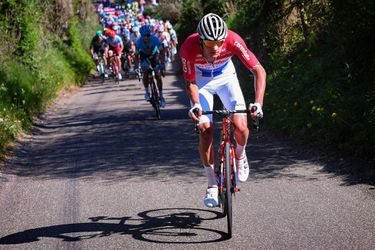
[{"xmin": 0, "ymin": 1, "xmax": 99, "ymax": 156}]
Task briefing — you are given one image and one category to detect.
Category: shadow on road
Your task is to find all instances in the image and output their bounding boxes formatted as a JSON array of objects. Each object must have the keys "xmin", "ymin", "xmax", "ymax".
[
  {"xmin": 2, "ymin": 107, "xmax": 204, "ymax": 183},
  {"xmin": 1, "ymin": 59, "xmax": 373, "ymax": 187},
  {"xmin": 248, "ymin": 128, "xmax": 375, "ymax": 186},
  {"xmin": 0, "ymin": 208, "xmax": 228, "ymax": 244}
]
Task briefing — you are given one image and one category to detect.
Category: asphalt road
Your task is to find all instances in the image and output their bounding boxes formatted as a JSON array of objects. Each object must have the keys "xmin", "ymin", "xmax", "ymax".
[{"xmin": 0, "ymin": 63, "xmax": 374, "ymax": 250}]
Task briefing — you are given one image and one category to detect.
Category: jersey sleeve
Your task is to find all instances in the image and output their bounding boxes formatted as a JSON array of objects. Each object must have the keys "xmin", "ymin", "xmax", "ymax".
[
  {"xmin": 115, "ymin": 36, "xmax": 123, "ymax": 46},
  {"xmin": 179, "ymin": 37, "xmax": 196, "ymax": 81},
  {"xmin": 228, "ymin": 31, "xmax": 260, "ymax": 70}
]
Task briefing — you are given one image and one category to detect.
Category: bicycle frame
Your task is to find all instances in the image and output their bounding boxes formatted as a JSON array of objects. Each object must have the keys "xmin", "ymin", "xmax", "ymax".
[
  {"xmin": 218, "ymin": 115, "xmax": 239, "ymax": 195},
  {"xmin": 146, "ymin": 67, "xmax": 161, "ymax": 119},
  {"xmin": 121, "ymin": 51, "xmax": 131, "ymax": 78},
  {"xmin": 196, "ymin": 109, "xmax": 248, "ymax": 238},
  {"xmin": 108, "ymin": 50, "xmax": 120, "ymax": 84},
  {"xmin": 142, "ymin": 58, "xmax": 162, "ymax": 119},
  {"xmin": 97, "ymin": 56, "xmax": 105, "ymax": 83}
]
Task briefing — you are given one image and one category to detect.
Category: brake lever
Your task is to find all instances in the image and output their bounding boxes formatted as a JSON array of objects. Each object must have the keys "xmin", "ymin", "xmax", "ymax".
[
  {"xmin": 250, "ymin": 106, "xmax": 260, "ymax": 132},
  {"xmin": 193, "ymin": 108, "xmax": 200, "ymax": 134}
]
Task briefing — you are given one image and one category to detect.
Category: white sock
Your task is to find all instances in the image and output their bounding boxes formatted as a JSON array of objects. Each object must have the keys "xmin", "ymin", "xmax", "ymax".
[
  {"xmin": 236, "ymin": 143, "xmax": 246, "ymax": 159},
  {"xmin": 205, "ymin": 164, "xmax": 217, "ymax": 188}
]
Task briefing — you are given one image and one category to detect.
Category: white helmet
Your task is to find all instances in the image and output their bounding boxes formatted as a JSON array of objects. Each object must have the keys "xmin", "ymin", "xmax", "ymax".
[{"xmin": 197, "ymin": 13, "xmax": 228, "ymax": 41}]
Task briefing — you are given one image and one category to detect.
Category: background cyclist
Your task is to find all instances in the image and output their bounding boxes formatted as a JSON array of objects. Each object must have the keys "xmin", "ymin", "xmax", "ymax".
[
  {"xmin": 179, "ymin": 13, "xmax": 266, "ymax": 208},
  {"xmin": 121, "ymin": 28, "xmax": 134, "ymax": 74},
  {"xmin": 105, "ymin": 29, "xmax": 124, "ymax": 80},
  {"xmin": 90, "ymin": 30, "xmax": 108, "ymax": 78},
  {"xmin": 136, "ymin": 25, "xmax": 166, "ymax": 107}
]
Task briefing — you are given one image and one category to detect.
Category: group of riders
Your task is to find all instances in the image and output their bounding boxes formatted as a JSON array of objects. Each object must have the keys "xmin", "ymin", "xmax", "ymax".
[{"xmin": 90, "ymin": 1, "xmax": 178, "ymax": 108}]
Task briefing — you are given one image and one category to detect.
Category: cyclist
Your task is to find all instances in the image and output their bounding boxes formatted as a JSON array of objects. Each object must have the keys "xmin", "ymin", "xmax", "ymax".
[
  {"xmin": 90, "ymin": 30, "xmax": 108, "ymax": 78},
  {"xmin": 180, "ymin": 13, "xmax": 266, "ymax": 208},
  {"xmin": 105, "ymin": 29, "xmax": 124, "ymax": 80},
  {"xmin": 166, "ymin": 22, "xmax": 178, "ymax": 62},
  {"xmin": 136, "ymin": 25, "xmax": 166, "ymax": 107},
  {"xmin": 155, "ymin": 24, "xmax": 169, "ymax": 70},
  {"xmin": 121, "ymin": 28, "xmax": 134, "ymax": 74}
]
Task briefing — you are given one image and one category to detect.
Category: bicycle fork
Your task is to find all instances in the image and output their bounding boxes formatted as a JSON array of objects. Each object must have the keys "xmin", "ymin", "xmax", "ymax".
[{"xmin": 218, "ymin": 142, "xmax": 239, "ymax": 194}]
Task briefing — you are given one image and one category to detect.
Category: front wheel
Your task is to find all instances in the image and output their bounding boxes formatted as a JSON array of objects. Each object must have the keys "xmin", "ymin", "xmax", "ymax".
[
  {"xmin": 224, "ymin": 142, "xmax": 233, "ymax": 238},
  {"xmin": 149, "ymin": 78, "xmax": 161, "ymax": 119},
  {"xmin": 112, "ymin": 62, "xmax": 120, "ymax": 84}
]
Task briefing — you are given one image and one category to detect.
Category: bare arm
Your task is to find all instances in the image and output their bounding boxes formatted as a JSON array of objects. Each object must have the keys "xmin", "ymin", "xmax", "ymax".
[
  {"xmin": 250, "ymin": 64, "xmax": 267, "ymax": 106},
  {"xmin": 184, "ymin": 79, "xmax": 199, "ymax": 105},
  {"xmin": 185, "ymin": 79, "xmax": 201, "ymax": 121}
]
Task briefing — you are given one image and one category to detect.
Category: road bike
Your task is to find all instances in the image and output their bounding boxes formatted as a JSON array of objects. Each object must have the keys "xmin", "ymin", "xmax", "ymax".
[
  {"xmin": 94, "ymin": 53, "xmax": 105, "ymax": 83},
  {"xmin": 108, "ymin": 50, "xmax": 120, "ymax": 84},
  {"xmin": 138, "ymin": 59, "xmax": 162, "ymax": 120},
  {"xmin": 194, "ymin": 107, "xmax": 257, "ymax": 238},
  {"xmin": 121, "ymin": 51, "xmax": 132, "ymax": 79},
  {"xmin": 98, "ymin": 57, "xmax": 105, "ymax": 83}
]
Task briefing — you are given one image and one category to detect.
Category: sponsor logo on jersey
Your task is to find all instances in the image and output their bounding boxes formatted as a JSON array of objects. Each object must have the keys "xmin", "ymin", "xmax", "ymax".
[
  {"xmin": 234, "ymin": 41, "xmax": 250, "ymax": 60},
  {"xmin": 181, "ymin": 58, "xmax": 188, "ymax": 73}
]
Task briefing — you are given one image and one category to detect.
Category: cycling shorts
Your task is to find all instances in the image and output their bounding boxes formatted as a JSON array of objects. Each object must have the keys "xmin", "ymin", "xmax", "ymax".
[
  {"xmin": 94, "ymin": 49, "xmax": 105, "ymax": 57},
  {"xmin": 193, "ymin": 60, "xmax": 246, "ymax": 124},
  {"xmin": 140, "ymin": 52, "xmax": 160, "ymax": 73},
  {"xmin": 109, "ymin": 45, "xmax": 121, "ymax": 56}
]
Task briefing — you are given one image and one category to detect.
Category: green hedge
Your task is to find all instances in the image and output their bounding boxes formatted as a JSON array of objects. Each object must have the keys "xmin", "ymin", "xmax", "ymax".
[
  {"xmin": 176, "ymin": 0, "xmax": 374, "ymax": 160},
  {"xmin": 0, "ymin": 0, "xmax": 97, "ymax": 155}
]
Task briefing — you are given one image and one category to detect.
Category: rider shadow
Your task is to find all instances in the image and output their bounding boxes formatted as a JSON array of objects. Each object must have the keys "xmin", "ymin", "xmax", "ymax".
[{"xmin": 0, "ymin": 208, "xmax": 228, "ymax": 245}]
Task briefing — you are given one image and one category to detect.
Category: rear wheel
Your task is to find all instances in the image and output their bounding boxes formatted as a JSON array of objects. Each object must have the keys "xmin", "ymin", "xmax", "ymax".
[
  {"xmin": 218, "ymin": 155, "xmax": 226, "ymax": 216},
  {"xmin": 99, "ymin": 60, "xmax": 105, "ymax": 84},
  {"xmin": 149, "ymin": 78, "xmax": 161, "ymax": 119},
  {"xmin": 224, "ymin": 142, "xmax": 233, "ymax": 238},
  {"xmin": 122, "ymin": 56, "xmax": 130, "ymax": 78},
  {"xmin": 112, "ymin": 62, "xmax": 119, "ymax": 84}
]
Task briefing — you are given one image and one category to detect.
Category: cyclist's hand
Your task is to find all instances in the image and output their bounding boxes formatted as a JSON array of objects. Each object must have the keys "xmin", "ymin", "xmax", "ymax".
[
  {"xmin": 188, "ymin": 103, "xmax": 202, "ymax": 121},
  {"xmin": 249, "ymin": 103, "xmax": 263, "ymax": 119}
]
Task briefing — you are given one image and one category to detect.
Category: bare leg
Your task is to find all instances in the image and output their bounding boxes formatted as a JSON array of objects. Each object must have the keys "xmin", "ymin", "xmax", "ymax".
[{"xmin": 198, "ymin": 122, "xmax": 214, "ymax": 166}]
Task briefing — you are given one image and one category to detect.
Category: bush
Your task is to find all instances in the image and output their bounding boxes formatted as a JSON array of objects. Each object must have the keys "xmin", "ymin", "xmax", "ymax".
[{"xmin": 0, "ymin": 0, "xmax": 98, "ymax": 156}]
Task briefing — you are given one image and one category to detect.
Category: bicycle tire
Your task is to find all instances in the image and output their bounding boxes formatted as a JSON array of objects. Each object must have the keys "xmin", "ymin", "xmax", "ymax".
[
  {"xmin": 122, "ymin": 57, "xmax": 130, "ymax": 78},
  {"xmin": 101, "ymin": 73, "xmax": 105, "ymax": 84},
  {"xmin": 149, "ymin": 77, "xmax": 161, "ymax": 119},
  {"xmin": 112, "ymin": 62, "xmax": 120, "ymax": 84},
  {"xmin": 217, "ymin": 148, "xmax": 226, "ymax": 217},
  {"xmin": 98, "ymin": 59, "xmax": 105, "ymax": 84},
  {"xmin": 224, "ymin": 142, "xmax": 233, "ymax": 238}
]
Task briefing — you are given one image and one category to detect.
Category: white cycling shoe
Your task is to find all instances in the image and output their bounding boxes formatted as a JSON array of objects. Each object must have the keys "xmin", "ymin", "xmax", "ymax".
[
  {"xmin": 204, "ymin": 187, "xmax": 218, "ymax": 208},
  {"xmin": 237, "ymin": 156, "xmax": 250, "ymax": 182}
]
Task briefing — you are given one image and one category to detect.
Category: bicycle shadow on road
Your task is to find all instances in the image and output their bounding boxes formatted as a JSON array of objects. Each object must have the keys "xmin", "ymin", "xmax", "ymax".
[{"xmin": 0, "ymin": 208, "xmax": 229, "ymax": 245}]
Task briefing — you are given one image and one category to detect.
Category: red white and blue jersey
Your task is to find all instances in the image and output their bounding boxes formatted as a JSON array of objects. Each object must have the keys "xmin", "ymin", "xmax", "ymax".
[
  {"xmin": 105, "ymin": 35, "xmax": 123, "ymax": 48},
  {"xmin": 179, "ymin": 30, "xmax": 260, "ymax": 81}
]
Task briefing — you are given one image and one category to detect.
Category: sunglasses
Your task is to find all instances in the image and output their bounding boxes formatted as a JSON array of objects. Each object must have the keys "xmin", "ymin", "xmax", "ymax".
[{"xmin": 202, "ymin": 40, "xmax": 224, "ymax": 48}]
